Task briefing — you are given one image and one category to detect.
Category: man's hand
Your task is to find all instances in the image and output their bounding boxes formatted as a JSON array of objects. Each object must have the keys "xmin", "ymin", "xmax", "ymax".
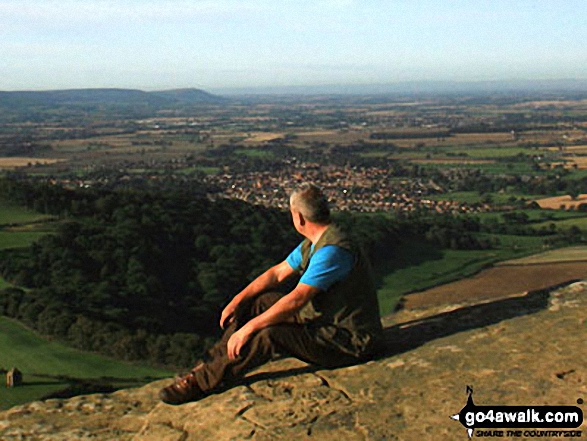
[
  {"xmin": 220, "ymin": 261, "xmax": 297, "ymax": 329},
  {"xmin": 220, "ymin": 301, "xmax": 237, "ymax": 329},
  {"xmin": 226, "ymin": 326, "xmax": 253, "ymax": 360}
]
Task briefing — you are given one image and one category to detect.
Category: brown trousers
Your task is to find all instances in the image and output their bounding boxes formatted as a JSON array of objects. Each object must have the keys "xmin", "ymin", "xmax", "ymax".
[{"xmin": 192, "ymin": 291, "xmax": 360, "ymax": 392}]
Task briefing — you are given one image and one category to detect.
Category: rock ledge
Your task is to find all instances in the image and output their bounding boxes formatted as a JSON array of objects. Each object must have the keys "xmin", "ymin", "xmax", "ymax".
[{"xmin": 1, "ymin": 281, "xmax": 586, "ymax": 440}]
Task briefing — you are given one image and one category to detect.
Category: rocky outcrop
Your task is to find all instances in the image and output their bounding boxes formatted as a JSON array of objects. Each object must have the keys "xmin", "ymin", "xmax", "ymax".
[{"xmin": 1, "ymin": 281, "xmax": 586, "ymax": 440}]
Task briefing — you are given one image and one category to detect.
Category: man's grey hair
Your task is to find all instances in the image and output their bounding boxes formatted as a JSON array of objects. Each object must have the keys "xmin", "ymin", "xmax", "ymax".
[{"xmin": 289, "ymin": 183, "xmax": 331, "ymax": 224}]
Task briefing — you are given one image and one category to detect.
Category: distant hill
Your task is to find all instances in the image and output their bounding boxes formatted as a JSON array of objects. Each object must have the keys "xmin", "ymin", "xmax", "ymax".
[
  {"xmin": 152, "ymin": 88, "xmax": 228, "ymax": 104},
  {"xmin": 0, "ymin": 88, "xmax": 226, "ymax": 108}
]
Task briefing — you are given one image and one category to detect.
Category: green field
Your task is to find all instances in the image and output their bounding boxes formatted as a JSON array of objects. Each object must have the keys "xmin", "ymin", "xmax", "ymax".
[
  {"xmin": 0, "ymin": 317, "xmax": 171, "ymax": 410},
  {"xmin": 177, "ymin": 166, "xmax": 221, "ymax": 175},
  {"xmin": 0, "ymin": 231, "xmax": 47, "ymax": 250},
  {"xmin": 429, "ymin": 191, "xmax": 538, "ymax": 205},
  {"xmin": 0, "ymin": 200, "xmax": 53, "ymax": 226},
  {"xmin": 499, "ymin": 245, "xmax": 587, "ymax": 266},
  {"xmin": 375, "ymin": 234, "xmax": 545, "ymax": 315},
  {"xmin": 471, "ymin": 209, "xmax": 587, "ymax": 224},
  {"xmin": 0, "ymin": 278, "xmax": 11, "ymax": 290},
  {"xmin": 0, "ymin": 200, "xmax": 54, "ymax": 288},
  {"xmin": 415, "ymin": 161, "xmax": 537, "ymax": 175},
  {"xmin": 448, "ymin": 147, "xmax": 534, "ymax": 158},
  {"xmin": 532, "ymin": 216, "xmax": 587, "ymax": 231},
  {"xmin": 234, "ymin": 148, "xmax": 276, "ymax": 159},
  {"xmin": 0, "ymin": 199, "xmax": 55, "ymax": 251}
]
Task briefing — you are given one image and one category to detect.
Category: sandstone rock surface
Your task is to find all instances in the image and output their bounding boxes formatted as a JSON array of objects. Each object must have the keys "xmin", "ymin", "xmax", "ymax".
[{"xmin": 1, "ymin": 281, "xmax": 586, "ymax": 440}]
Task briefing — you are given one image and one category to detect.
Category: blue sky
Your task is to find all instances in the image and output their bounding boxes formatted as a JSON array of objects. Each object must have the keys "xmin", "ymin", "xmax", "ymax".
[{"xmin": 1, "ymin": 0, "xmax": 585, "ymax": 91}]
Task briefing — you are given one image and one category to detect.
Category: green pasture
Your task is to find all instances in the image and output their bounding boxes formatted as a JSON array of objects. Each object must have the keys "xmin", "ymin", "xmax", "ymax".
[
  {"xmin": 0, "ymin": 317, "xmax": 171, "ymax": 410},
  {"xmin": 429, "ymin": 191, "xmax": 538, "ymax": 205},
  {"xmin": 234, "ymin": 148, "xmax": 275, "ymax": 159},
  {"xmin": 0, "ymin": 198, "xmax": 55, "ymax": 251},
  {"xmin": 567, "ymin": 169, "xmax": 587, "ymax": 179},
  {"xmin": 415, "ymin": 161, "xmax": 537, "ymax": 175},
  {"xmin": 358, "ymin": 151, "xmax": 392, "ymax": 158},
  {"xmin": 532, "ymin": 216, "xmax": 587, "ymax": 231},
  {"xmin": 474, "ymin": 210, "xmax": 587, "ymax": 230},
  {"xmin": 500, "ymin": 245, "xmax": 587, "ymax": 266},
  {"xmin": 484, "ymin": 234, "xmax": 545, "ymax": 251},
  {"xmin": 0, "ymin": 231, "xmax": 46, "ymax": 250},
  {"xmin": 177, "ymin": 166, "xmax": 221, "ymax": 175},
  {"xmin": 446, "ymin": 146, "xmax": 537, "ymax": 159},
  {"xmin": 0, "ymin": 200, "xmax": 52, "ymax": 226}
]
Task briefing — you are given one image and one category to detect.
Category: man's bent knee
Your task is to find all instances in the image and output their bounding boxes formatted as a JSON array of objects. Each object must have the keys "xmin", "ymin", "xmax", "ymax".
[{"xmin": 251, "ymin": 292, "xmax": 282, "ymax": 316}]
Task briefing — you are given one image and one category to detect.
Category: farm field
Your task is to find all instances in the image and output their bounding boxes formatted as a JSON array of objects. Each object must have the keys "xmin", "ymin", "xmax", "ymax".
[
  {"xmin": 473, "ymin": 209, "xmax": 587, "ymax": 225},
  {"xmin": 0, "ymin": 158, "xmax": 65, "ymax": 169},
  {"xmin": 375, "ymin": 235, "xmax": 545, "ymax": 315},
  {"xmin": 400, "ymin": 251, "xmax": 587, "ymax": 310},
  {"xmin": 546, "ymin": 145, "xmax": 587, "ymax": 153},
  {"xmin": 535, "ymin": 194, "xmax": 587, "ymax": 209},
  {"xmin": 243, "ymin": 132, "xmax": 285, "ymax": 143},
  {"xmin": 498, "ymin": 245, "xmax": 587, "ymax": 265},
  {"xmin": 0, "ymin": 317, "xmax": 171, "ymax": 410},
  {"xmin": 0, "ymin": 200, "xmax": 57, "ymax": 289},
  {"xmin": 564, "ymin": 156, "xmax": 587, "ymax": 169},
  {"xmin": 416, "ymin": 160, "xmax": 538, "ymax": 175},
  {"xmin": 0, "ymin": 200, "xmax": 54, "ymax": 251},
  {"xmin": 0, "ymin": 200, "xmax": 53, "ymax": 226},
  {"xmin": 0, "ymin": 231, "xmax": 47, "ymax": 250},
  {"xmin": 429, "ymin": 191, "xmax": 533, "ymax": 205},
  {"xmin": 532, "ymin": 216, "xmax": 587, "ymax": 231}
]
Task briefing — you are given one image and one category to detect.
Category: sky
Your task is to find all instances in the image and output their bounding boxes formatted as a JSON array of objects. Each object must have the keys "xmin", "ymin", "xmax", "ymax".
[{"xmin": 1, "ymin": 0, "xmax": 586, "ymax": 92}]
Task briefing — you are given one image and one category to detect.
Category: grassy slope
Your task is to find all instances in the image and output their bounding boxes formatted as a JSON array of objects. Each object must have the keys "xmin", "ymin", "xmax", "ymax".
[{"xmin": 0, "ymin": 317, "xmax": 171, "ymax": 410}]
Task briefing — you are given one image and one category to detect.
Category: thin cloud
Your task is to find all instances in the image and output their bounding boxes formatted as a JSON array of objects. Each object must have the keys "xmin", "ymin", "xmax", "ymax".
[{"xmin": 0, "ymin": 0, "xmax": 266, "ymax": 26}]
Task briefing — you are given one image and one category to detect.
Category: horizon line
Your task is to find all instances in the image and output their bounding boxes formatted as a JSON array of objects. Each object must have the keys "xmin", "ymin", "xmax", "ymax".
[{"xmin": 1, "ymin": 78, "xmax": 587, "ymax": 96}]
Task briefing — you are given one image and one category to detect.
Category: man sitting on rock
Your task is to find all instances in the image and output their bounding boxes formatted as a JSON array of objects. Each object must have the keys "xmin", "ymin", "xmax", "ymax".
[{"xmin": 159, "ymin": 183, "xmax": 383, "ymax": 405}]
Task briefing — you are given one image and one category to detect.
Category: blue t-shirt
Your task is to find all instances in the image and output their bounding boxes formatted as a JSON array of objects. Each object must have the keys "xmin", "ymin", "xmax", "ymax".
[{"xmin": 286, "ymin": 242, "xmax": 354, "ymax": 291}]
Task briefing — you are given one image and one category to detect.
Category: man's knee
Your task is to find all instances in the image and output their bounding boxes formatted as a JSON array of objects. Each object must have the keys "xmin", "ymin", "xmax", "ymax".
[
  {"xmin": 244, "ymin": 327, "xmax": 279, "ymax": 359},
  {"xmin": 251, "ymin": 291, "xmax": 282, "ymax": 316},
  {"xmin": 252, "ymin": 327, "xmax": 277, "ymax": 347},
  {"xmin": 251, "ymin": 324, "xmax": 305, "ymax": 357}
]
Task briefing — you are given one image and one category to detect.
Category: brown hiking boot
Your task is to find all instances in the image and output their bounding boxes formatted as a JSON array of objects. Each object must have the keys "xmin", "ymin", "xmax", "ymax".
[{"xmin": 159, "ymin": 369, "xmax": 206, "ymax": 405}]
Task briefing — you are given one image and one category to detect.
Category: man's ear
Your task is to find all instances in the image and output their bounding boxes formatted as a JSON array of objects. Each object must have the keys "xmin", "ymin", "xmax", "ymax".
[{"xmin": 298, "ymin": 212, "xmax": 306, "ymax": 226}]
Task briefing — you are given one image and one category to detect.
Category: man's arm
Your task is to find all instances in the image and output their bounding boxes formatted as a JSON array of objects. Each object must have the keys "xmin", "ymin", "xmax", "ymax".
[
  {"xmin": 220, "ymin": 260, "xmax": 297, "ymax": 329},
  {"xmin": 226, "ymin": 282, "xmax": 320, "ymax": 360}
]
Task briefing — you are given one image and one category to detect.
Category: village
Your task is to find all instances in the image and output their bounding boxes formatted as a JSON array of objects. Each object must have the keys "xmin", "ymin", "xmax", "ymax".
[
  {"xmin": 204, "ymin": 161, "xmax": 492, "ymax": 214},
  {"xmin": 39, "ymin": 156, "xmax": 494, "ymax": 216}
]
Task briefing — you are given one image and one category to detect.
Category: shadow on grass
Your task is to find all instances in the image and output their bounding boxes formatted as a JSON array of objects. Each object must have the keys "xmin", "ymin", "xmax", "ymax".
[
  {"xmin": 29, "ymin": 375, "xmax": 169, "ymax": 401},
  {"xmin": 22, "ymin": 380, "xmax": 65, "ymax": 387},
  {"xmin": 372, "ymin": 239, "xmax": 444, "ymax": 285}
]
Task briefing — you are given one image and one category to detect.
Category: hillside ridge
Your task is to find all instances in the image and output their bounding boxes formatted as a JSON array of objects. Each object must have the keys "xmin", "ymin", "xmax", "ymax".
[
  {"xmin": 0, "ymin": 88, "xmax": 226, "ymax": 107},
  {"xmin": 0, "ymin": 280, "xmax": 586, "ymax": 440}
]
